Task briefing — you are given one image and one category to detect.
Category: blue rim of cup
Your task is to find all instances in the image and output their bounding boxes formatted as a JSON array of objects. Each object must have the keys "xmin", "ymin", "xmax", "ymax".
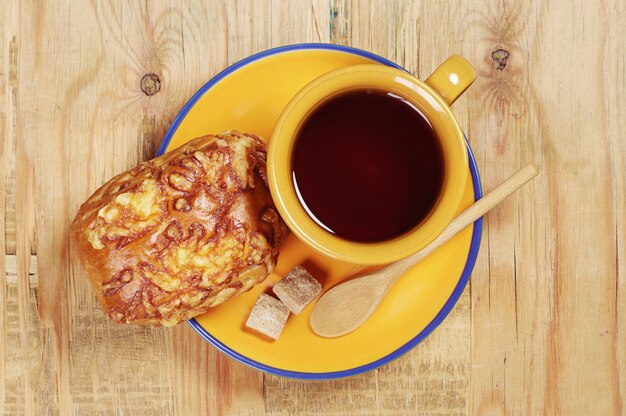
[{"xmin": 157, "ymin": 43, "xmax": 483, "ymax": 380}]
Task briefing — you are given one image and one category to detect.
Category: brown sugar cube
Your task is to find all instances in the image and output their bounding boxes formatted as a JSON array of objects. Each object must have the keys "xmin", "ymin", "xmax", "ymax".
[
  {"xmin": 272, "ymin": 265, "xmax": 322, "ymax": 315},
  {"xmin": 245, "ymin": 294, "xmax": 290, "ymax": 340}
]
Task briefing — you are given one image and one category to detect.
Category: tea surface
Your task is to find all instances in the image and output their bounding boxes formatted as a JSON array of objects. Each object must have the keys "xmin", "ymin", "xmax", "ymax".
[{"xmin": 292, "ymin": 89, "xmax": 444, "ymax": 242}]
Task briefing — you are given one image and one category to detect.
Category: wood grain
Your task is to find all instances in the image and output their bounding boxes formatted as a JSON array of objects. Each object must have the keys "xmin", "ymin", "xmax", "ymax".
[
  {"xmin": 0, "ymin": 3, "xmax": 11, "ymax": 414},
  {"xmin": 1, "ymin": 0, "xmax": 625, "ymax": 415}
]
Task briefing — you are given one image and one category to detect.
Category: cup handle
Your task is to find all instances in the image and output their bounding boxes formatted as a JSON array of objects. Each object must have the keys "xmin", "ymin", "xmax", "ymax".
[{"xmin": 424, "ymin": 55, "xmax": 476, "ymax": 106}]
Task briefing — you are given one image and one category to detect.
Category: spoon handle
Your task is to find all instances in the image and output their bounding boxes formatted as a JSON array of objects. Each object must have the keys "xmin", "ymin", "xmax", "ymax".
[{"xmin": 389, "ymin": 163, "xmax": 540, "ymax": 281}]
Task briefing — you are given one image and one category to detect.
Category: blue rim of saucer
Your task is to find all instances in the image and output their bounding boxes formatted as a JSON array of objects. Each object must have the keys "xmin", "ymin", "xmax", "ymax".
[{"xmin": 157, "ymin": 43, "xmax": 483, "ymax": 380}]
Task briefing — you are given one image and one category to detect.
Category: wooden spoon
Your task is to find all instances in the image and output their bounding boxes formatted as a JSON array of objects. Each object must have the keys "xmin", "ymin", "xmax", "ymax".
[{"xmin": 310, "ymin": 164, "xmax": 539, "ymax": 338}]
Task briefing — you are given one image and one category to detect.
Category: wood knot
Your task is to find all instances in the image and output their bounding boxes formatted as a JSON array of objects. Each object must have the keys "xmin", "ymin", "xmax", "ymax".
[
  {"xmin": 141, "ymin": 73, "xmax": 161, "ymax": 96},
  {"xmin": 491, "ymin": 49, "xmax": 510, "ymax": 70}
]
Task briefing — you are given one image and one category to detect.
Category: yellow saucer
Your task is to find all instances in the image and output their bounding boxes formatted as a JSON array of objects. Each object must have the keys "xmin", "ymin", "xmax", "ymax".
[{"xmin": 158, "ymin": 44, "xmax": 482, "ymax": 379}]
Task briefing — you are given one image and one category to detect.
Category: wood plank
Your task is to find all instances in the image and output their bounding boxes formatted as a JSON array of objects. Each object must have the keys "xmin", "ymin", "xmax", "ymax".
[
  {"xmin": 461, "ymin": 1, "xmax": 546, "ymax": 414},
  {"xmin": 0, "ymin": 4, "xmax": 12, "ymax": 414},
  {"xmin": 606, "ymin": 2, "xmax": 626, "ymax": 415},
  {"xmin": 1, "ymin": 4, "xmax": 16, "ymax": 253},
  {"xmin": 14, "ymin": 1, "xmax": 179, "ymax": 414},
  {"xmin": 0, "ymin": 0, "xmax": 16, "ymax": 253},
  {"xmin": 2, "ymin": 1, "xmax": 43, "ymax": 414},
  {"xmin": 465, "ymin": 0, "xmax": 626, "ymax": 414}
]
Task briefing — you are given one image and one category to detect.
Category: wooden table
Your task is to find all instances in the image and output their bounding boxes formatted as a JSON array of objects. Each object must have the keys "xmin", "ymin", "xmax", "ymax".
[{"xmin": 1, "ymin": 1, "xmax": 624, "ymax": 414}]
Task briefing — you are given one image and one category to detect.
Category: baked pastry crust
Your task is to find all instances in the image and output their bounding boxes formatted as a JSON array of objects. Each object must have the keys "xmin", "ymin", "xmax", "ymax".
[{"xmin": 70, "ymin": 131, "xmax": 287, "ymax": 326}]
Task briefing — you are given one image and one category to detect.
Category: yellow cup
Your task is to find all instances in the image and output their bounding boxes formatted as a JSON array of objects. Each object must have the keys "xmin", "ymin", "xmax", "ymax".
[{"xmin": 268, "ymin": 55, "xmax": 476, "ymax": 265}]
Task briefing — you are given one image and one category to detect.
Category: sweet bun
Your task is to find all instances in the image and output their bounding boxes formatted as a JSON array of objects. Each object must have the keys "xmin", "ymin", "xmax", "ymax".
[{"xmin": 70, "ymin": 131, "xmax": 288, "ymax": 326}]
